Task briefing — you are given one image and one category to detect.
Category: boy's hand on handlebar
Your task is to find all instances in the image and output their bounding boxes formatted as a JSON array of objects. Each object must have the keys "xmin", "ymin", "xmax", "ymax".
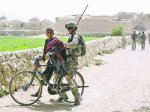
[{"xmin": 45, "ymin": 53, "xmax": 50, "ymax": 60}]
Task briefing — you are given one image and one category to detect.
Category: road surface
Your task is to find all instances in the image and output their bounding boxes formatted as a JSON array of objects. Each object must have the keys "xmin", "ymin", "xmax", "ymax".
[{"xmin": 1, "ymin": 43, "xmax": 150, "ymax": 112}]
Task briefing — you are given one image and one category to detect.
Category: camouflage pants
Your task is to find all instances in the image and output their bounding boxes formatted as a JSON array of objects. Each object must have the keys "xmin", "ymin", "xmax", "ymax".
[
  {"xmin": 122, "ymin": 42, "xmax": 126, "ymax": 49},
  {"xmin": 132, "ymin": 40, "xmax": 136, "ymax": 50},
  {"xmin": 141, "ymin": 41, "xmax": 145, "ymax": 50},
  {"xmin": 64, "ymin": 57, "xmax": 80, "ymax": 100}
]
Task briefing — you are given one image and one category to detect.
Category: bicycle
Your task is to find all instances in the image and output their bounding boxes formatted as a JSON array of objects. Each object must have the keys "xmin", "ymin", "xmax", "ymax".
[{"xmin": 9, "ymin": 57, "xmax": 87, "ymax": 105}]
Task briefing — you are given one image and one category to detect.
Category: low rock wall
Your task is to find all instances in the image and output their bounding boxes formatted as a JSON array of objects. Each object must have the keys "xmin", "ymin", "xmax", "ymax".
[{"xmin": 0, "ymin": 36, "xmax": 131, "ymax": 92}]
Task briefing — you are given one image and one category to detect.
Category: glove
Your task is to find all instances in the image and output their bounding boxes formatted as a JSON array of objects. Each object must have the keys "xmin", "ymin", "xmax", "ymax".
[{"xmin": 33, "ymin": 56, "xmax": 44, "ymax": 71}]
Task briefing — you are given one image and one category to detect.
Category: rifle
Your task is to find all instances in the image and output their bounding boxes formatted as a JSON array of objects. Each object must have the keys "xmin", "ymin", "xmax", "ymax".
[{"xmin": 76, "ymin": 4, "xmax": 88, "ymax": 26}]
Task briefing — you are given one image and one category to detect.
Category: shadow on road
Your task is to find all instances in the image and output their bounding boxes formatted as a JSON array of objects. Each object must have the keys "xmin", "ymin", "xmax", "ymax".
[
  {"xmin": 4, "ymin": 100, "xmax": 75, "ymax": 112},
  {"xmin": 28, "ymin": 101, "xmax": 74, "ymax": 112}
]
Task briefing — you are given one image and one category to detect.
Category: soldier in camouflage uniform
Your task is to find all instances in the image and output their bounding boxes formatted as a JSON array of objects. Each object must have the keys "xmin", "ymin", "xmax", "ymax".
[
  {"xmin": 56, "ymin": 21, "xmax": 81, "ymax": 105},
  {"xmin": 131, "ymin": 31, "xmax": 138, "ymax": 50},
  {"xmin": 122, "ymin": 36, "xmax": 127, "ymax": 49},
  {"xmin": 139, "ymin": 31, "xmax": 147, "ymax": 50},
  {"xmin": 65, "ymin": 21, "xmax": 81, "ymax": 105}
]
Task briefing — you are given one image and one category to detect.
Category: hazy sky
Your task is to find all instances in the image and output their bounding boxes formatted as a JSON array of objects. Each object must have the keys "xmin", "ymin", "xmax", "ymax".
[{"xmin": 0, "ymin": 0, "xmax": 150, "ymax": 22}]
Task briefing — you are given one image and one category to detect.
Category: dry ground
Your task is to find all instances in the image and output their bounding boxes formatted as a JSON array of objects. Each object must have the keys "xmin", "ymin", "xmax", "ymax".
[{"xmin": 1, "ymin": 43, "xmax": 150, "ymax": 112}]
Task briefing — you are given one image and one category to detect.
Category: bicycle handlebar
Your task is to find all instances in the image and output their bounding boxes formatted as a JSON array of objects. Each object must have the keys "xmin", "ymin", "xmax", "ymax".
[{"xmin": 39, "ymin": 64, "xmax": 47, "ymax": 66}]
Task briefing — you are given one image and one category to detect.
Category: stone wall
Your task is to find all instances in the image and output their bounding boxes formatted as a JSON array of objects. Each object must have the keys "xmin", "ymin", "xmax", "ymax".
[{"xmin": 0, "ymin": 36, "xmax": 131, "ymax": 92}]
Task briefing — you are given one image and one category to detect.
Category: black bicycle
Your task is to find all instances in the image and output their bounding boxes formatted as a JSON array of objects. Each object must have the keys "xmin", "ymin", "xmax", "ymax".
[{"xmin": 9, "ymin": 58, "xmax": 86, "ymax": 105}]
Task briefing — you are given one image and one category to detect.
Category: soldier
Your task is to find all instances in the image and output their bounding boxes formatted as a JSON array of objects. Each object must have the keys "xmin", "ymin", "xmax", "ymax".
[
  {"xmin": 131, "ymin": 31, "xmax": 138, "ymax": 50},
  {"xmin": 59, "ymin": 21, "xmax": 82, "ymax": 105},
  {"xmin": 148, "ymin": 32, "xmax": 150, "ymax": 45},
  {"xmin": 122, "ymin": 36, "xmax": 127, "ymax": 49},
  {"xmin": 139, "ymin": 31, "xmax": 147, "ymax": 50}
]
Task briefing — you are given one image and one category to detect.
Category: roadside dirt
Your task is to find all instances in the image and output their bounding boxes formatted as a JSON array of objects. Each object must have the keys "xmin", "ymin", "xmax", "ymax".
[{"xmin": 1, "ymin": 43, "xmax": 150, "ymax": 112}]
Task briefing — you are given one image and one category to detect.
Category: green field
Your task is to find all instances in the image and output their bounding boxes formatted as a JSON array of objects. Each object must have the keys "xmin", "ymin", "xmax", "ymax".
[{"xmin": 0, "ymin": 36, "xmax": 101, "ymax": 52}]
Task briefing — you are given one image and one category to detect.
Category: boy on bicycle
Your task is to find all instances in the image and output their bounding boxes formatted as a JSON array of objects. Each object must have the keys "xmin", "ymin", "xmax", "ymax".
[{"xmin": 31, "ymin": 27, "xmax": 66, "ymax": 97}]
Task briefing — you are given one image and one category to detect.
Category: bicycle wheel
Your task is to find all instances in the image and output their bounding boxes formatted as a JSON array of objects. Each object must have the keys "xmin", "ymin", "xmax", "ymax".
[
  {"xmin": 73, "ymin": 71, "xmax": 84, "ymax": 96},
  {"xmin": 9, "ymin": 71, "xmax": 42, "ymax": 105},
  {"xmin": 58, "ymin": 71, "xmax": 84, "ymax": 103}
]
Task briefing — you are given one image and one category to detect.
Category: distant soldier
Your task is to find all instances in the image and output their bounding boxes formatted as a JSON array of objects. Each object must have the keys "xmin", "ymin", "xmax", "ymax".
[
  {"xmin": 139, "ymin": 31, "xmax": 147, "ymax": 50},
  {"xmin": 122, "ymin": 36, "xmax": 127, "ymax": 49},
  {"xmin": 148, "ymin": 32, "xmax": 150, "ymax": 45},
  {"xmin": 131, "ymin": 31, "xmax": 138, "ymax": 50}
]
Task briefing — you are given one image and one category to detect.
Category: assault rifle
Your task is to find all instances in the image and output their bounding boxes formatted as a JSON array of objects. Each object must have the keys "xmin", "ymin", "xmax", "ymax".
[{"xmin": 76, "ymin": 4, "xmax": 88, "ymax": 26}]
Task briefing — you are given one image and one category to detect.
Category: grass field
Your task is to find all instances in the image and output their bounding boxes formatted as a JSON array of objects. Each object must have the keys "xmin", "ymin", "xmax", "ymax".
[{"xmin": 0, "ymin": 36, "xmax": 101, "ymax": 52}]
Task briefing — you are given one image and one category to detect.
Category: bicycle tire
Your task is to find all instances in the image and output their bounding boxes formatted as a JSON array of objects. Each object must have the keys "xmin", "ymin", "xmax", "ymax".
[
  {"xmin": 9, "ymin": 71, "xmax": 42, "ymax": 105},
  {"xmin": 75, "ymin": 71, "xmax": 85, "ymax": 96},
  {"xmin": 58, "ymin": 71, "xmax": 84, "ymax": 103}
]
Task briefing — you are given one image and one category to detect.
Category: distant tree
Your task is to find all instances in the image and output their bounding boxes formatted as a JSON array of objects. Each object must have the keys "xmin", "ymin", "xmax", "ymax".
[
  {"xmin": 0, "ymin": 15, "xmax": 7, "ymax": 20},
  {"xmin": 111, "ymin": 25, "xmax": 124, "ymax": 36},
  {"xmin": 29, "ymin": 17, "xmax": 40, "ymax": 22}
]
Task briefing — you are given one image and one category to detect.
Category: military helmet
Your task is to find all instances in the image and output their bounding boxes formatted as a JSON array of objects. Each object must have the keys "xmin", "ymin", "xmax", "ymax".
[{"xmin": 65, "ymin": 21, "xmax": 77, "ymax": 29}]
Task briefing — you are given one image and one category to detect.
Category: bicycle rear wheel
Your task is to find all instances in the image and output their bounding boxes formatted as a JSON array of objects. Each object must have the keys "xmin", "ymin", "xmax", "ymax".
[
  {"xmin": 73, "ymin": 71, "xmax": 84, "ymax": 96},
  {"xmin": 9, "ymin": 71, "xmax": 42, "ymax": 105},
  {"xmin": 58, "ymin": 71, "xmax": 84, "ymax": 103}
]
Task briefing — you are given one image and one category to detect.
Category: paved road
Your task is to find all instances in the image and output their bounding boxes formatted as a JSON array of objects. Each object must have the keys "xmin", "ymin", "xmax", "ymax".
[{"xmin": 1, "ymin": 43, "xmax": 150, "ymax": 112}]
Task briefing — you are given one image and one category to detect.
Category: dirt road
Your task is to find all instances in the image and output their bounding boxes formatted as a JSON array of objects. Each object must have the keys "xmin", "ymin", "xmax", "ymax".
[{"xmin": 1, "ymin": 43, "xmax": 150, "ymax": 112}]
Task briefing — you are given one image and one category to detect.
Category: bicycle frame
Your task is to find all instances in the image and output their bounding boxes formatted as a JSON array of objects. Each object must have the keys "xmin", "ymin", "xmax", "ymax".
[{"xmin": 34, "ymin": 67, "xmax": 63, "ymax": 93}]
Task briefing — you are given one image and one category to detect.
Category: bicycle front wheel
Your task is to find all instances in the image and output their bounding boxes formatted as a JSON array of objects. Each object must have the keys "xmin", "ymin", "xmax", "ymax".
[{"xmin": 9, "ymin": 71, "xmax": 42, "ymax": 105}]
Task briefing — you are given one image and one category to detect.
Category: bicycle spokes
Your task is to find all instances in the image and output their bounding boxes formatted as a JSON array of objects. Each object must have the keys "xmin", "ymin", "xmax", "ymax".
[{"xmin": 9, "ymin": 71, "xmax": 42, "ymax": 105}]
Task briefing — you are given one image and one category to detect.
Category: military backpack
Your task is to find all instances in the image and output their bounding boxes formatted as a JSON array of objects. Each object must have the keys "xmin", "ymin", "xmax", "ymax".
[{"xmin": 78, "ymin": 35, "xmax": 86, "ymax": 56}]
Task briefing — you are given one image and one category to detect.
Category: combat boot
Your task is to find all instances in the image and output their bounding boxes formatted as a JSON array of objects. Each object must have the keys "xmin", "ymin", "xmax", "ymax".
[
  {"xmin": 74, "ymin": 93, "xmax": 81, "ymax": 105},
  {"xmin": 74, "ymin": 99, "xmax": 80, "ymax": 105}
]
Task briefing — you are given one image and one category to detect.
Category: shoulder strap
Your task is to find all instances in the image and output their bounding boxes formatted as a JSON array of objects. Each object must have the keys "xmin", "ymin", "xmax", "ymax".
[{"xmin": 68, "ymin": 36, "xmax": 74, "ymax": 42}]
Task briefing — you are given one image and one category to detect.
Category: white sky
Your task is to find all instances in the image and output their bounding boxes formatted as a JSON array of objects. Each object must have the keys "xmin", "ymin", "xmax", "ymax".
[{"xmin": 0, "ymin": 0, "xmax": 150, "ymax": 22}]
